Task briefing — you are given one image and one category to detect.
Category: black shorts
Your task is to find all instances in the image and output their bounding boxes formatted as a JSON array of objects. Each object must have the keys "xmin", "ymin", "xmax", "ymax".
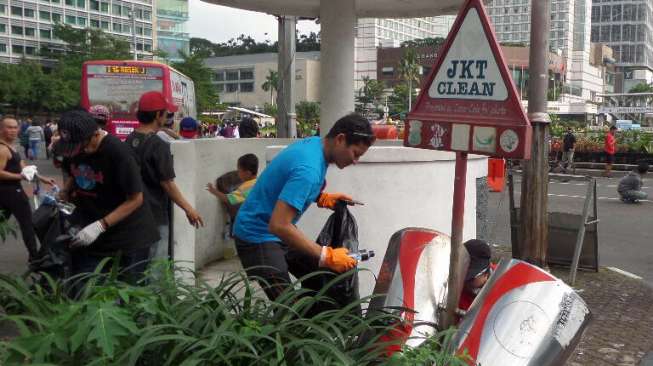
[{"xmin": 605, "ymin": 153, "xmax": 615, "ymax": 164}]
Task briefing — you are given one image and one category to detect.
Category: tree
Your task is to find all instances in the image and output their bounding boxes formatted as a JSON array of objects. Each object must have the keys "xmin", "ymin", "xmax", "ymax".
[
  {"xmin": 628, "ymin": 83, "xmax": 653, "ymax": 93},
  {"xmin": 295, "ymin": 101, "xmax": 320, "ymax": 137},
  {"xmin": 263, "ymin": 102, "xmax": 277, "ymax": 117},
  {"xmin": 397, "ymin": 48, "xmax": 421, "ymax": 112},
  {"xmin": 189, "ymin": 37, "xmax": 215, "ymax": 58},
  {"xmin": 296, "ymin": 32, "xmax": 320, "ymax": 52},
  {"xmin": 0, "ymin": 61, "xmax": 77, "ymax": 114},
  {"xmin": 172, "ymin": 52, "xmax": 219, "ymax": 114},
  {"xmin": 400, "ymin": 37, "xmax": 446, "ymax": 48},
  {"xmin": 387, "ymin": 83, "xmax": 419, "ymax": 119},
  {"xmin": 356, "ymin": 76, "xmax": 385, "ymax": 113},
  {"xmin": 44, "ymin": 24, "xmax": 131, "ymax": 110},
  {"xmin": 189, "ymin": 31, "xmax": 320, "ymax": 58},
  {"xmin": 261, "ymin": 70, "xmax": 279, "ymax": 105}
]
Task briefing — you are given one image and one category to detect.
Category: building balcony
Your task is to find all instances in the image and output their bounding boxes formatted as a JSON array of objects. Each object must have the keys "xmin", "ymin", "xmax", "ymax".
[
  {"xmin": 157, "ymin": 31, "xmax": 190, "ymax": 40},
  {"xmin": 156, "ymin": 10, "xmax": 189, "ymax": 20}
]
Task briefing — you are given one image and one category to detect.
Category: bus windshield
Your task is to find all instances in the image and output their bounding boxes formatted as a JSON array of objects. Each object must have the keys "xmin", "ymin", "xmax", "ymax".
[{"xmin": 86, "ymin": 64, "xmax": 164, "ymax": 120}]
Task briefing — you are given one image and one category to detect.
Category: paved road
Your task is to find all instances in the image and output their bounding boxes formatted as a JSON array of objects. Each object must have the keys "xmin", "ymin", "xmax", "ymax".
[{"xmin": 487, "ymin": 174, "xmax": 653, "ymax": 285}]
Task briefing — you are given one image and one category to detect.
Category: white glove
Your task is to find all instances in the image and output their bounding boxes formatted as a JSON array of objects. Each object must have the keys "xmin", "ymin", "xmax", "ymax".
[
  {"xmin": 71, "ymin": 221, "xmax": 105, "ymax": 247},
  {"xmin": 21, "ymin": 165, "xmax": 38, "ymax": 181}
]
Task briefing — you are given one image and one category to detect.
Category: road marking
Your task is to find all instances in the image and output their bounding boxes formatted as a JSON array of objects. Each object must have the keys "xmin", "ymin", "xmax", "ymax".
[
  {"xmin": 513, "ymin": 191, "xmax": 652, "ymax": 203},
  {"xmin": 606, "ymin": 267, "xmax": 643, "ymax": 280},
  {"xmin": 513, "ymin": 180, "xmax": 650, "ymax": 190}
]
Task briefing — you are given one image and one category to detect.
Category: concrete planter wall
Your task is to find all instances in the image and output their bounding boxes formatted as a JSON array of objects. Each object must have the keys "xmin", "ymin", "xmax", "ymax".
[{"xmin": 170, "ymin": 138, "xmax": 487, "ymax": 297}]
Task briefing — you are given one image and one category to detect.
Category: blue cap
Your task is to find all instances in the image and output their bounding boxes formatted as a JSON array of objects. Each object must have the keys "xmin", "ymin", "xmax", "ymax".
[{"xmin": 180, "ymin": 117, "xmax": 198, "ymax": 131}]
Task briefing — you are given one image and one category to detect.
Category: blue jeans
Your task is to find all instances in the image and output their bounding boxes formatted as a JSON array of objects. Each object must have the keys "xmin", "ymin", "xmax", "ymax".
[
  {"xmin": 28, "ymin": 140, "xmax": 40, "ymax": 160},
  {"xmin": 149, "ymin": 225, "xmax": 170, "ymax": 261},
  {"xmin": 619, "ymin": 190, "xmax": 648, "ymax": 202}
]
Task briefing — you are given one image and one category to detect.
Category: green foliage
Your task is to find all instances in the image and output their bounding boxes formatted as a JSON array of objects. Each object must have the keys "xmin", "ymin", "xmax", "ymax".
[
  {"xmin": 263, "ymin": 102, "xmax": 277, "ymax": 117},
  {"xmin": 190, "ymin": 32, "xmax": 320, "ymax": 58},
  {"xmin": 628, "ymin": 82, "xmax": 653, "ymax": 94},
  {"xmin": 198, "ymin": 116, "xmax": 222, "ymax": 125},
  {"xmin": 172, "ymin": 52, "xmax": 220, "ymax": 114},
  {"xmin": 356, "ymin": 76, "xmax": 386, "ymax": 113},
  {"xmin": 500, "ymin": 42, "xmax": 528, "ymax": 47},
  {"xmin": 0, "ymin": 24, "xmax": 130, "ymax": 114},
  {"xmin": 0, "ymin": 263, "xmax": 467, "ymax": 365},
  {"xmin": 295, "ymin": 32, "xmax": 321, "ymax": 52},
  {"xmin": 400, "ymin": 37, "xmax": 446, "ymax": 48},
  {"xmin": 261, "ymin": 70, "xmax": 279, "ymax": 105},
  {"xmin": 398, "ymin": 48, "xmax": 421, "ymax": 111},
  {"xmin": 388, "ymin": 84, "xmax": 416, "ymax": 118},
  {"xmin": 387, "ymin": 329, "xmax": 472, "ymax": 366},
  {"xmin": 296, "ymin": 101, "xmax": 320, "ymax": 137},
  {"xmin": 0, "ymin": 61, "xmax": 78, "ymax": 114},
  {"xmin": 0, "ymin": 211, "xmax": 16, "ymax": 242},
  {"xmin": 48, "ymin": 24, "xmax": 131, "ymax": 107}
]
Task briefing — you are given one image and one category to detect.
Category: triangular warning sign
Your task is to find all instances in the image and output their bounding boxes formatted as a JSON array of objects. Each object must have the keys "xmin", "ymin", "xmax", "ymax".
[{"xmin": 406, "ymin": 0, "xmax": 531, "ymax": 159}]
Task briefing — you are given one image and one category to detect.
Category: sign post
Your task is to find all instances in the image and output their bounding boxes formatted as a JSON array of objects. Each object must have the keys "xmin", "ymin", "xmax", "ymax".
[{"xmin": 403, "ymin": 0, "xmax": 532, "ymax": 328}]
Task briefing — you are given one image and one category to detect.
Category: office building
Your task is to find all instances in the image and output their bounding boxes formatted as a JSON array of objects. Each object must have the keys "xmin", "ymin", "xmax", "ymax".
[
  {"xmin": 355, "ymin": 16, "xmax": 455, "ymax": 90},
  {"xmin": 0, "ymin": 0, "xmax": 154, "ymax": 63},
  {"xmin": 205, "ymin": 51, "xmax": 321, "ymax": 109},
  {"xmin": 485, "ymin": 0, "xmax": 610, "ymax": 105},
  {"xmin": 590, "ymin": 0, "xmax": 653, "ymax": 90},
  {"xmin": 155, "ymin": 0, "xmax": 189, "ymax": 62}
]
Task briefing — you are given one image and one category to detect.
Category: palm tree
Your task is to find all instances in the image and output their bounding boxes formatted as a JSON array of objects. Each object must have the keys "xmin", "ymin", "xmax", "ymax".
[
  {"xmin": 397, "ymin": 48, "xmax": 421, "ymax": 112},
  {"xmin": 261, "ymin": 70, "xmax": 279, "ymax": 105}
]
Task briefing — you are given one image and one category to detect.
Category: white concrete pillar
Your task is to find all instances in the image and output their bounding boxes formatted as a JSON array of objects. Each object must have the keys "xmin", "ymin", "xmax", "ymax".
[{"xmin": 320, "ymin": 0, "xmax": 356, "ymax": 135}]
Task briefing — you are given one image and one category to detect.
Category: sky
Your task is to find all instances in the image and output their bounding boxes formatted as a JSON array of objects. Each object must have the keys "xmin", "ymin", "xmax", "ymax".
[{"xmin": 188, "ymin": 0, "xmax": 321, "ymax": 44}]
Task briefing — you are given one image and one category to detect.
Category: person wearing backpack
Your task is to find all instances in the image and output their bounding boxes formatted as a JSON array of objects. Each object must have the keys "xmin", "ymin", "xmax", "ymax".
[{"xmin": 125, "ymin": 91, "xmax": 204, "ymax": 261}]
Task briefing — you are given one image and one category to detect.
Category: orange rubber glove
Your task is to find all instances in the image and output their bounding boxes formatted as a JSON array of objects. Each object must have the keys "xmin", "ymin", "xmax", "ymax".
[
  {"xmin": 319, "ymin": 246, "xmax": 357, "ymax": 273},
  {"xmin": 317, "ymin": 192, "xmax": 353, "ymax": 209}
]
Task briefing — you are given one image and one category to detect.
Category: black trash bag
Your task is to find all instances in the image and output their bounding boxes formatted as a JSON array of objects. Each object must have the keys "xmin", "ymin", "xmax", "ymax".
[
  {"xmin": 288, "ymin": 201, "xmax": 360, "ymax": 314},
  {"xmin": 32, "ymin": 202, "xmax": 58, "ymax": 244},
  {"xmin": 31, "ymin": 202, "xmax": 74, "ymax": 280}
]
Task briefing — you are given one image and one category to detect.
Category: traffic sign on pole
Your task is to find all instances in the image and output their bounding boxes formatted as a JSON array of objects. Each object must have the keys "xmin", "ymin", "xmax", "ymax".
[
  {"xmin": 404, "ymin": 0, "xmax": 532, "ymax": 159},
  {"xmin": 402, "ymin": 0, "xmax": 532, "ymax": 330}
]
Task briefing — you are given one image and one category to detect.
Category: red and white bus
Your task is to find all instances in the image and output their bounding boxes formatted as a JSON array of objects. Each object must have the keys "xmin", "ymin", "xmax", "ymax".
[{"xmin": 81, "ymin": 60, "xmax": 197, "ymax": 140}]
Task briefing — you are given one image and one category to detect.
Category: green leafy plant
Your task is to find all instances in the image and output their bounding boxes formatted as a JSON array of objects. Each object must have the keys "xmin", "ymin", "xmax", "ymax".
[
  {"xmin": 0, "ymin": 262, "xmax": 469, "ymax": 365},
  {"xmin": 261, "ymin": 70, "xmax": 279, "ymax": 106},
  {"xmin": 296, "ymin": 101, "xmax": 320, "ymax": 137},
  {"xmin": 386, "ymin": 328, "xmax": 473, "ymax": 366},
  {"xmin": 0, "ymin": 212, "xmax": 16, "ymax": 242}
]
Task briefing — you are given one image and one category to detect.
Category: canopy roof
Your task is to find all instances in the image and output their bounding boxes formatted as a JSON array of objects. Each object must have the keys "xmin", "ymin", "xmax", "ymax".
[{"xmin": 200, "ymin": 0, "xmax": 464, "ymax": 18}]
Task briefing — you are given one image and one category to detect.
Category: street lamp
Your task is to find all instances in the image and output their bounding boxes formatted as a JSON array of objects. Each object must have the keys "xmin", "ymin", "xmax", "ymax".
[{"xmin": 128, "ymin": 5, "xmax": 137, "ymax": 60}]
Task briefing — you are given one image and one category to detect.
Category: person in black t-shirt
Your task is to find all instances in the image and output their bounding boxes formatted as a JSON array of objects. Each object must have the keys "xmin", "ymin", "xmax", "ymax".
[
  {"xmin": 559, "ymin": 127, "xmax": 576, "ymax": 174},
  {"xmin": 54, "ymin": 110, "xmax": 158, "ymax": 282},
  {"xmin": 126, "ymin": 91, "xmax": 204, "ymax": 261}
]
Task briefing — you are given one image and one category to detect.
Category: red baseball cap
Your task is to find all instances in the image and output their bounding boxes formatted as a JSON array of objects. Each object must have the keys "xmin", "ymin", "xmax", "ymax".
[{"xmin": 138, "ymin": 91, "xmax": 178, "ymax": 113}]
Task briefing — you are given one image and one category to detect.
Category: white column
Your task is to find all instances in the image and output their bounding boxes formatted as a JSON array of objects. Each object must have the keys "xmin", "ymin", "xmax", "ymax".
[
  {"xmin": 320, "ymin": 0, "xmax": 356, "ymax": 135},
  {"xmin": 276, "ymin": 16, "xmax": 297, "ymax": 138}
]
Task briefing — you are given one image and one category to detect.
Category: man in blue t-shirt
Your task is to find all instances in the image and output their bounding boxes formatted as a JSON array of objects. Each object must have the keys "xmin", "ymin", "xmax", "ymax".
[{"xmin": 233, "ymin": 113, "xmax": 376, "ymax": 300}]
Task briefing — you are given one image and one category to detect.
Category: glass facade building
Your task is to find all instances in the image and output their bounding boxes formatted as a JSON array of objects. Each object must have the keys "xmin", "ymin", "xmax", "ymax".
[
  {"xmin": 485, "ymin": 0, "xmax": 581, "ymax": 56},
  {"xmin": 155, "ymin": 0, "xmax": 188, "ymax": 62},
  {"xmin": 590, "ymin": 0, "xmax": 653, "ymax": 70},
  {"xmin": 0, "ymin": 0, "xmax": 154, "ymax": 63},
  {"xmin": 355, "ymin": 16, "xmax": 455, "ymax": 89}
]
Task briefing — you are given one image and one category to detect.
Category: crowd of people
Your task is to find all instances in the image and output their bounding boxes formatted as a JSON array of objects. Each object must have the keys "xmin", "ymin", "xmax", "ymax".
[
  {"xmin": 0, "ymin": 91, "xmax": 377, "ymax": 293},
  {"xmin": 6, "ymin": 90, "xmax": 648, "ymax": 332}
]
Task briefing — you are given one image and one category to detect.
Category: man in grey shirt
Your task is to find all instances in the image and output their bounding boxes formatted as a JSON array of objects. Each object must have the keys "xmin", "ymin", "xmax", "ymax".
[
  {"xmin": 25, "ymin": 121, "xmax": 44, "ymax": 160},
  {"xmin": 618, "ymin": 161, "xmax": 649, "ymax": 203}
]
